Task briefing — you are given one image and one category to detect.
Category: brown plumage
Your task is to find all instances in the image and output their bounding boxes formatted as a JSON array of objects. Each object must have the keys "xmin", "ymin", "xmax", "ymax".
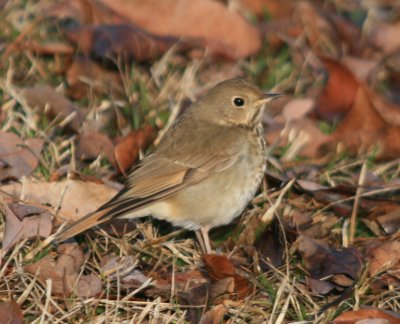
[{"xmin": 55, "ymin": 79, "xmax": 281, "ymax": 253}]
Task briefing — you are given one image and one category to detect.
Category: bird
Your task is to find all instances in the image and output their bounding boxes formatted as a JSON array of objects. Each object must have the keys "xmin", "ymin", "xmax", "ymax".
[{"xmin": 55, "ymin": 78, "xmax": 282, "ymax": 254}]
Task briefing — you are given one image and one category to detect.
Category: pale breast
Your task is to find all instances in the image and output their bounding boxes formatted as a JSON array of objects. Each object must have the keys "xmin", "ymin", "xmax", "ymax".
[{"xmin": 149, "ymin": 126, "xmax": 267, "ymax": 230}]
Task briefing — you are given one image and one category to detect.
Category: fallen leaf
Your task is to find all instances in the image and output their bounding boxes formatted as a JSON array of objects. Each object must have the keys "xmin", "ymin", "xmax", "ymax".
[
  {"xmin": 255, "ymin": 223, "xmax": 284, "ymax": 271},
  {"xmin": 296, "ymin": 236, "xmax": 362, "ymax": 292},
  {"xmin": 203, "ymin": 254, "xmax": 236, "ymax": 280},
  {"xmin": 98, "ymin": 0, "xmax": 261, "ymax": 59},
  {"xmin": 370, "ymin": 21, "xmax": 400, "ymax": 55},
  {"xmin": 0, "ymin": 179, "xmax": 118, "ymax": 223},
  {"xmin": 366, "ymin": 240, "xmax": 400, "ymax": 287},
  {"xmin": 369, "ymin": 89, "xmax": 400, "ymax": 127},
  {"xmin": 46, "ymin": 0, "xmax": 126, "ymax": 25},
  {"xmin": 375, "ymin": 208, "xmax": 400, "ymax": 235},
  {"xmin": 342, "ymin": 56, "xmax": 379, "ymax": 83},
  {"xmin": 100, "ymin": 255, "xmax": 138, "ymax": 279},
  {"xmin": 66, "ymin": 56, "xmax": 124, "ymax": 100},
  {"xmin": 199, "ymin": 304, "xmax": 227, "ymax": 324},
  {"xmin": 121, "ymin": 270, "xmax": 150, "ymax": 289},
  {"xmin": 114, "ymin": 126, "xmax": 156, "ymax": 173},
  {"xmin": 281, "ymin": 98, "xmax": 315, "ymax": 121},
  {"xmin": 293, "ymin": 2, "xmax": 341, "ymax": 57},
  {"xmin": 21, "ymin": 85, "xmax": 84, "ymax": 132},
  {"xmin": 203, "ymin": 254, "xmax": 250, "ymax": 299},
  {"xmin": 315, "ymin": 57, "xmax": 360, "ymax": 121},
  {"xmin": 306, "ymin": 277, "xmax": 336, "ymax": 295},
  {"xmin": 75, "ymin": 274, "xmax": 103, "ymax": 298},
  {"xmin": 0, "ymin": 300, "xmax": 23, "ymax": 324},
  {"xmin": 333, "ymin": 308, "xmax": 400, "ymax": 324},
  {"xmin": 179, "ymin": 277, "xmax": 235, "ymax": 306},
  {"xmin": 2, "ymin": 203, "xmax": 53, "ymax": 253},
  {"xmin": 57, "ymin": 243, "xmax": 85, "ymax": 275},
  {"xmin": 328, "ymin": 13, "xmax": 365, "ymax": 55},
  {"xmin": 0, "ymin": 131, "xmax": 43, "ymax": 182},
  {"xmin": 145, "ymin": 269, "xmax": 208, "ymax": 301},
  {"xmin": 76, "ymin": 130, "xmax": 116, "ymax": 167},
  {"xmin": 330, "ymin": 86, "xmax": 400, "ymax": 159},
  {"xmin": 65, "ymin": 24, "xmax": 188, "ymax": 63},
  {"xmin": 235, "ymin": 0, "xmax": 294, "ymax": 19},
  {"xmin": 24, "ymin": 243, "xmax": 102, "ymax": 297}
]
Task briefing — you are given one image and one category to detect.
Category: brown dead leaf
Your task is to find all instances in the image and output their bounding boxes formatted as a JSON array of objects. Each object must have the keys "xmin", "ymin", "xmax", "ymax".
[
  {"xmin": 0, "ymin": 179, "xmax": 118, "ymax": 223},
  {"xmin": 333, "ymin": 308, "xmax": 400, "ymax": 324},
  {"xmin": 76, "ymin": 130, "xmax": 116, "ymax": 167},
  {"xmin": 0, "ymin": 131, "xmax": 43, "ymax": 182},
  {"xmin": 100, "ymin": 255, "xmax": 137, "ymax": 279},
  {"xmin": 178, "ymin": 277, "xmax": 235, "ymax": 306},
  {"xmin": 342, "ymin": 56, "xmax": 379, "ymax": 83},
  {"xmin": 24, "ymin": 243, "xmax": 102, "ymax": 297},
  {"xmin": 369, "ymin": 89, "xmax": 400, "ymax": 127},
  {"xmin": 21, "ymin": 85, "xmax": 84, "ymax": 132},
  {"xmin": 281, "ymin": 98, "xmax": 314, "ymax": 121},
  {"xmin": 255, "ymin": 225, "xmax": 284, "ymax": 271},
  {"xmin": 114, "ymin": 126, "xmax": 156, "ymax": 173},
  {"xmin": 120, "ymin": 270, "xmax": 150, "ymax": 289},
  {"xmin": 370, "ymin": 22, "xmax": 400, "ymax": 55},
  {"xmin": 296, "ymin": 236, "xmax": 362, "ymax": 292},
  {"xmin": 46, "ymin": 0, "xmax": 127, "ymax": 25},
  {"xmin": 203, "ymin": 254, "xmax": 250, "ymax": 299},
  {"xmin": 328, "ymin": 14, "xmax": 364, "ymax": 55},
  {"xmin": 65, "ymin": 24, "xmax": 186, "ymax": 63},
  {"xmin": 293, "ymin": 2, "xmax": 341, "ymax": 57},
  {"xmin": 199, "ymin": 304, "xmax": 227, "ymax": 324},
  {"xmin": 98, "ymin": 0, "xmax": 261, "ymax": 59},
  {"xmin": 235, "ymin": 0, "xmax": 294, "ymax": 19},
  {"xmin": 203, "ymin": 254, "xmax": 236, "ymax": 279},
  {"xmin": 306, "ymin": 277, "xmax": 336, "ymax": 295},
  {"xmin": 145, "ymin": 268, "xmax": 208, "ymax": 302},
  {"xmin": 375, "ymin": 208, "xmax": 400, "ymax": 235},
  {"xmin": 0, "ymin": 300, "xmax": 23, "ymax": 324},
  {"xmin": 330, "ymin": 86, "xmax": 400, "ymax": 159},
  {"xmin": 366, "ymin": 240, "xmax": 400, "ymax": 286},
  {"xmin": 66, "ymin": 56, "xmax": 124, "ymax": 100},
  {"xmin": 2, "ymin": 203, "xmax": 52, "ymax": 253},
  {"xmin": 259, "ymin": 18, "xmax": 302, "ymax": 50},
  {"xmin": 315, "ymin": 57, "xmax": 360, "ymax": 121}
]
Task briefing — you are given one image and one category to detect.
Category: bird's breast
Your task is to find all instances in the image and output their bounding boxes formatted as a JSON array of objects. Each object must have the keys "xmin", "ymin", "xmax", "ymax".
[{"xmin": 149, "ymin": 126, "xmax": 267, "ymax": 230}]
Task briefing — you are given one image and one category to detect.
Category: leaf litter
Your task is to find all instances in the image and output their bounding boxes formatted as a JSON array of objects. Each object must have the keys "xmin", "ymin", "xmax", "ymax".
[{"xmin": 1, "ymin": 0, "xmax": 400, "ymax": 322}]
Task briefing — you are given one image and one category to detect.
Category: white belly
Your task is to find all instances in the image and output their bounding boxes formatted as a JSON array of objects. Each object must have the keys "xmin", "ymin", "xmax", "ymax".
[{"xmin": 147, "ymin": 154, "xmax": 265, "ymax": 230}]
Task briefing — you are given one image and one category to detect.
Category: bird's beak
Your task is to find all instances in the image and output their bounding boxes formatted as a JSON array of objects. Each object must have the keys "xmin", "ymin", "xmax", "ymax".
[{"xmin": 255, "ymin": 93, "xmax": 283, "ymax": 106}]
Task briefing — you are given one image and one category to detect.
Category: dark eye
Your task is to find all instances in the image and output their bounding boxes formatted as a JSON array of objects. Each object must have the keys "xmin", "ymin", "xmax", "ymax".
[{"xmin": 233, "ymin": 97, "xmax": 245, "ymax": 107}]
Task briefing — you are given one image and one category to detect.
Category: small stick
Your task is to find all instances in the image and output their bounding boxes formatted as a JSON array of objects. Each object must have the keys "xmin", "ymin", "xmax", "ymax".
[{"xmin": 349, "ymin": 161, "xmax": 368, "ymax": 245}]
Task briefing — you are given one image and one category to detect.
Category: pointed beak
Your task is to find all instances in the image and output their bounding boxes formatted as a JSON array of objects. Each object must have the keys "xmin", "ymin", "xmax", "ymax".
[{"xmin": 256, "ymin": 93, "xmax": 283, "ymax": 106}]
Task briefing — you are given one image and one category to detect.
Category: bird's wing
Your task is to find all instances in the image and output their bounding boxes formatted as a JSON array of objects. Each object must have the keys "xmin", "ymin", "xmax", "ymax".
[{"xmin": 55, "ymin": 131, "xmax": 243, "ymax": 242}]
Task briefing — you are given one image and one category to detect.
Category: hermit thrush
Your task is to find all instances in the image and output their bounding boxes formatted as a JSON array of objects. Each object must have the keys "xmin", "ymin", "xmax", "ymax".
[{"xmin": 55, "ymin": 79, "xmax": 281, "ymax": 253}]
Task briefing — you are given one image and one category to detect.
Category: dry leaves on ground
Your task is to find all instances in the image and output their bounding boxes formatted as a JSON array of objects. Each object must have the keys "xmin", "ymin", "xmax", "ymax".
[
  {"xmin": 0, "ymin": 300, "xmax": 24, "ymax": 324},
  {"xmin": 296, "ymin": 235, "xmax": 363, "ymax": 294},
  {"xmin": 0, "ymin": 131, "xmax": 43, "ymax": 182},
  {"xmin": 0, "ymin": 179, "xmax": 118, "ymax": 223},
  {"xmin": 2, "ymin": 203, "xmax": 52, "ymax": 253},
  {"xmin": 24, "ymin": 243, "xmax": 102, "ymax": 297}
]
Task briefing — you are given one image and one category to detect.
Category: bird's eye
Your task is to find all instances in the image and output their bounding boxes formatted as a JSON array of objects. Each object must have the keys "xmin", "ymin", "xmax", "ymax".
[{"xmin": 233, "ymin": 97, "xmax": 245, "ymax": 107}]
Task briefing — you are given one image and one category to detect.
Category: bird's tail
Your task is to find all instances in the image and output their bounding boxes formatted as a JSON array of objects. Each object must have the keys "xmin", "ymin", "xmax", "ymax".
[{"xmin": 54, "ymin": 207, "xmax": 113, "ymax": 243}]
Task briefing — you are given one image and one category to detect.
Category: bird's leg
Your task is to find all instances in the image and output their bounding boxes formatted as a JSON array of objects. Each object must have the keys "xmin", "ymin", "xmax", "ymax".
[
  {"xmin": 195, "ymin": 230, "xmax": 206, "ymax": 253},
  {"xmin": 195, "ymin": 226, "xmax": 212, "ymax": 254},
  {"xmin": 201, "ymin": 225, "xmax": 212, "ymax": 254}
]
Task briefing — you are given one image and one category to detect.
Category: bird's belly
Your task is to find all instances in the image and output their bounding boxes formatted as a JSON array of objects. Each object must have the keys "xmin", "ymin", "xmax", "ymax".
[{"xmin": 148, "ymin": 155, "xmax": 265, "ymax": 230}]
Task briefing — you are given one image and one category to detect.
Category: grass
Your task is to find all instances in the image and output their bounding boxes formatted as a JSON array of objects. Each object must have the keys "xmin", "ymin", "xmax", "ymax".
[{"xmin": 1, "ymin": 0, "xmax": 400, "ymax": 323}]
